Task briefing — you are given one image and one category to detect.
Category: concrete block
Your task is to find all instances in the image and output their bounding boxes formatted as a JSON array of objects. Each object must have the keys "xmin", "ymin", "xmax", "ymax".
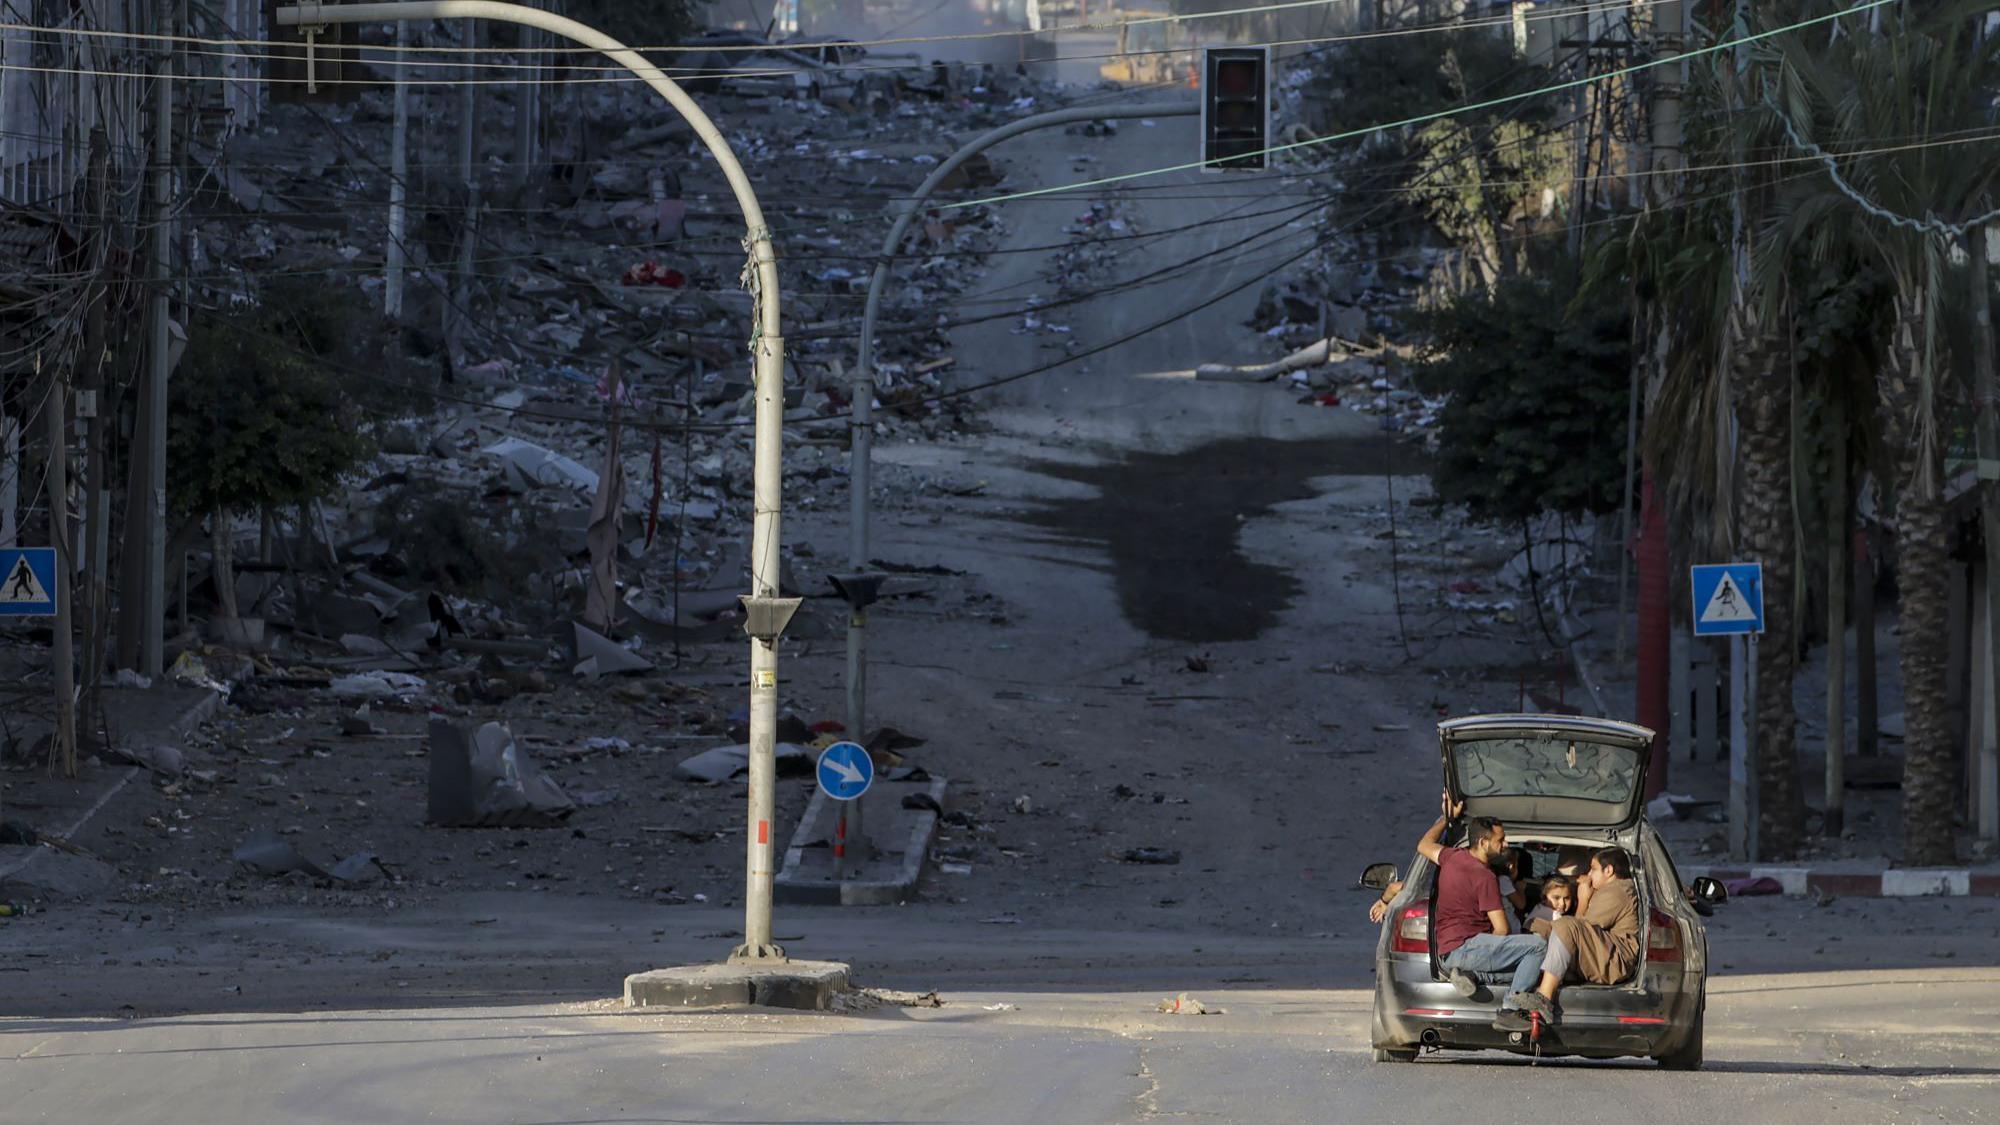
[{"xmin": 623, "ymin": 960, "xmax": 850, "ymax": 1010}]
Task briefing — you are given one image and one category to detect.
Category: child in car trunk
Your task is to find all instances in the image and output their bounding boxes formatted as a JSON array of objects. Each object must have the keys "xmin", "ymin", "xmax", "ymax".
[{"xmin": 1524, "ymin": 874, "xmax": 1575, "ymax": 933}]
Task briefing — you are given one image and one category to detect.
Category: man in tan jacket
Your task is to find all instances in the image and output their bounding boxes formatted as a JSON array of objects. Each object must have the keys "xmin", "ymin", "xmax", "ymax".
[{"xmin": 1494, "ymin": 846, "xmax": 1642, "ymax": 1031}]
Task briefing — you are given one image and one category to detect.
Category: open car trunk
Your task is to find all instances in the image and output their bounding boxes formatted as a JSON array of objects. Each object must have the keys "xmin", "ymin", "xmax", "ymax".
[{"xmin": 1439, "ymin": 715, "xmax": 1656, "ymax": 831}]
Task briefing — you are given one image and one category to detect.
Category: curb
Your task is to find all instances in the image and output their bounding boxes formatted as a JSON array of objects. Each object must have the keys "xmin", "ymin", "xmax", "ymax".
[
  {"xmin": 775, "ymin": 777, "xmax": 947, "ymax": 906},
  {"xmin": 1688, "ymin": 865, "xmax": 2000, "ymax": 897}
]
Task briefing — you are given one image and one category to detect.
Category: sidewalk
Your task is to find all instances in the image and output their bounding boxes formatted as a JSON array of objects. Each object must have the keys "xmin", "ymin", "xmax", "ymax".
[
  {"xmin": 1, "ymin": 685, "xmax": 222, "ymax": 898},
  {"xmin": 1562, "ymin": 570, "xmax": 2000, "ymax": 896}
]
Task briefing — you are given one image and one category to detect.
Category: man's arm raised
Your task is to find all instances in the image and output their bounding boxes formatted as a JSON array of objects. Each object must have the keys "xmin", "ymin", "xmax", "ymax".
[{"xmin": 1414, "ymin": 793, "xmax": 1465, "ymax": 865}]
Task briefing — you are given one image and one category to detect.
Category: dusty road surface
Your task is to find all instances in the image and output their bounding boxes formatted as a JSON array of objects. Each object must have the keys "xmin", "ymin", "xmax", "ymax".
[{"xmin": 6, "ymin": 103, "xmax": 1999, "ymax": 1124}]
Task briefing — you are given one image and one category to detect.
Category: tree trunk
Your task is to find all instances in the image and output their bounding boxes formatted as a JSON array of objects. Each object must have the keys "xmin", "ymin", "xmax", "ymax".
[
  {"xmin": 1824, "ymin": 392, "xmax": 1849, "ymax": 839},
  {"xmin": 1734, "ymin": 301, "xmax": 1804, "ymax": 858},
  {"xmin": 1880, "ymin": 291, "xmax": 1958, "ymax": 865},
  {"xmin": 213, "ymin": 508, "xmax": 239, "ymax": 622}
]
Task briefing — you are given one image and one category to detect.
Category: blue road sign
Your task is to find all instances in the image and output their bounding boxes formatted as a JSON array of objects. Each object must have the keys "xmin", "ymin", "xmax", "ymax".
[
  {"xmin": 0, "ymin": 547, "xmax": 57, "ymax": 617},
  {"xmin": 816, "ymin": 740, "xmax": 874, "ymax": 801},
  {"xmin": 1690, "ymin": 562, "xmax": 1764, "ymax": 636}
]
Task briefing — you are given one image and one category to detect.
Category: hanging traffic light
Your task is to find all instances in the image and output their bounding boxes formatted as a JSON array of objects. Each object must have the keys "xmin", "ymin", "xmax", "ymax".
[{"xmin": 1201, "ymin": 46, "xmax": 1270, "ymax": 171}]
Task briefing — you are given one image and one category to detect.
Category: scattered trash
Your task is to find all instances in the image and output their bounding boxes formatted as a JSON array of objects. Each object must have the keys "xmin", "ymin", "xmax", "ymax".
[
  {"xmin": 939, "ymin": 862, "xmax": 973, "ymax": 876},
  {"xmin": 1722, "ymin": 876, "xmax": 1784, "ymax": 897},
  {"xmin": 901, "ymin": 792, "xmax": 942, "ymax": 814},
  {"xmin": 1121, "ymin": 847, "xmax": 1182, "ymax": 865},
  {"xmin": 1157, "ymin": 993, "xmax": 1222, "ymax": 1015},
  {"xmin": 328, "ymin": 670, "xmax": 429, "ymax": 700},
  {"xmin": 981, "ymin": 1002, "xmax": 1019, "ymax": 1012},
  {"xmin": 426, "ymin": 719, "xmax": 576, "ymax": 828},
  {"xmin": 340, "ymin": 705, "xmax": 383, "ymax": 737},
  {"xmin": 1011, "ymin": 795, "xmax": 1034, "ymax": 815}
]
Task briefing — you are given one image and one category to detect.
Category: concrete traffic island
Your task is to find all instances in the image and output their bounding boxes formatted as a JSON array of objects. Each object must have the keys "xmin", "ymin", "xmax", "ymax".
[{"xmin": 623, "ymin": 959, "xmax": 852, "ymax": 1011}]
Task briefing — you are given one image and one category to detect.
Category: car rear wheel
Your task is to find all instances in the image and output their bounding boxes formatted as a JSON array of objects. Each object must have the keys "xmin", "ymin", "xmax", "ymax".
[
  {"xmin": 1372, "ymin": 1047, "xmax": 1418, "ymax": 1063},
  {"xmin": 1655, "ymin": 1003, "xmax": 1703, "ymax": 1071}
]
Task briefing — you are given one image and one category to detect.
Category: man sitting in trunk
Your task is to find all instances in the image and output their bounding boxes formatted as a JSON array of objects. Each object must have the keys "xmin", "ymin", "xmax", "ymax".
[
  {"xmin": 1495, "ymin": 846, "xmax": 1642, "ymax": 1031},
  {"xmin": 1412, "ymin": 797, "xmax": 1547, "ymax": 1013}
]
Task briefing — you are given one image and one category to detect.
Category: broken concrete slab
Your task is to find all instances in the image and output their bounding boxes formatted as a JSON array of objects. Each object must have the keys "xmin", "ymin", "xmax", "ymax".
[
  {"xmin": 571, "ymin": 622, "xmax": 654, "ymax": 679},
  {"xmin": 674, "ymin": 743, "xmax": 812, "ymax": 784},
  {"xmin": 426, "ymin": 719, "xmax": 575, "ymax": 828},
  {"xmin": 0, "ymin": 846, "xmax": 118, "ymax": 899}
]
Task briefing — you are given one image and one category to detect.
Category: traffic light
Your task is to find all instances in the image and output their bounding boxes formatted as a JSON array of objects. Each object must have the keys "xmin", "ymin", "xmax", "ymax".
[{"xmin": 1201, "ymin": 46, "xmax": 1270, "ymax": 171}]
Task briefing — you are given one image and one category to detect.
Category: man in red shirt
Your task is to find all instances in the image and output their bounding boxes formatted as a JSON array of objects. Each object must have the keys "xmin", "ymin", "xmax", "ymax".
[{"xmin": 1412, "ymin": 797, "xmax": 1547, "ymax": 1010}]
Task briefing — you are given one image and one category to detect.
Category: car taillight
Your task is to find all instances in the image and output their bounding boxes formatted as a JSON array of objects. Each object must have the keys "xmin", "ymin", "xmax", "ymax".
[
  {"xmin": 1392, "ymin": 905, "xmax": 1430, "ymax": 954},
  {"xmin": 1646, "ymin": 908, "xmax": 1682, "ymax": 963}
]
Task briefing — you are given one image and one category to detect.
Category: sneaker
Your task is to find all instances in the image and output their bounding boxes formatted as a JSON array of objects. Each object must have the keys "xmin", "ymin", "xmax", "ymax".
[
  {"xmin": 1446, "ymin": 969, "xmax": 1480, "ymax": 998},
  {"xmin": 1492, "ymin": 1009, "xmax": 1532, "ymax": 1034},
  {"xmin": 1510, "ymin": 991, "xmax": 1554, "ymax": 1016}
]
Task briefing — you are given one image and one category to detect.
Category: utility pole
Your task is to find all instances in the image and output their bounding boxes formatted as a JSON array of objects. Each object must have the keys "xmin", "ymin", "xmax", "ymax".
[
  {"xmin": 79, "ymin": 127, "xmax": 112, "ymax": 724},
  {"xmin": 47, "ymin": 359, "xmax": 76, "ymax": 778},
  {"xmin": 512, "ymin": 14, "xmax": 539, "ymax": 189},
  {"xmin": 143, "ymin": 18, "xmax": 173, "ymax": 680},
  {"xmin": 385, "ymin": 18, "xmax": 410, "ymax": 321},
  {"xmin": 1970, "ymin": 219, "xmax": 2000, "ymax": 843},
  {"xmin": 453, "ymin": 17, "xmax": 481, "ymax": 358}
]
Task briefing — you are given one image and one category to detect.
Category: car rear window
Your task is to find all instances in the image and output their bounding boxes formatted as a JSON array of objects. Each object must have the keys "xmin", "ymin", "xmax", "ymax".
[{"xmin": 1454, "ymin": 737, "xmax": 1641, "ymax": 807}]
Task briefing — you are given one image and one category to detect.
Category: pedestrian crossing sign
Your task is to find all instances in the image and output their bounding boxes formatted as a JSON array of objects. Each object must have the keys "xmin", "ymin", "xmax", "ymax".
[
  {"xmin": 0, "ymin": 547, "xmax": 58, "ymax": 616},
  {"xmin": 1690, "ymin": 562, "xmax": 1763, "ymax": 636}
]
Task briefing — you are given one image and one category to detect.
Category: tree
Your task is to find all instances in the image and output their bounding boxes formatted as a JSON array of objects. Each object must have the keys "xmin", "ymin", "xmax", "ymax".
[
  {"xmin": 1410, "ymin": 272, "xmax": 1631, "ymax": 525},
  {"xmin": 1764, "ymin": 4, "xmax": 2000, "ymax": 863},
  {"xmin": 168, "ymin": 294, "xmax": 375, "ymax": 619}
]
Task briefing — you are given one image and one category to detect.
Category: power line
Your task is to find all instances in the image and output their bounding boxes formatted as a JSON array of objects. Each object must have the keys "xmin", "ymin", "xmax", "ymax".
[
  {"xmin": 936, "ymin": 0, "xmax": 1901, "ymax": 210},
  {"xmin": 0, "ymin": 0, "xmax": 1629, "ymax": 62}
]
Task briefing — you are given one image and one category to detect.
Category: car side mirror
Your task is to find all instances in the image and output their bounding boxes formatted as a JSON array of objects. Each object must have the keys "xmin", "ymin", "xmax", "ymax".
[
  {"xmin": 1690, "ymin": 876, "xmax": 1727, "ymax": 906},
  {"xmin": 1359, "ymin": 862, "xmax": 1399, "ymax": 890}
]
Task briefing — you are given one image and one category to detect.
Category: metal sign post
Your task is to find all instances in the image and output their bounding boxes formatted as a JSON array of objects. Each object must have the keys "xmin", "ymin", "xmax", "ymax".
[{"xmin": 1692, "ymin": 563, "xmax": 1766, "ymax": 862}]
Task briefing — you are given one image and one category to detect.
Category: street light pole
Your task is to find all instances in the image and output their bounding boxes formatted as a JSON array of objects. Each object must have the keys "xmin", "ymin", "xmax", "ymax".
[
  {"xmin": 279, "ymin": 1, "xmax": 794, "ymax": 959},
  {"xmin": 846, "ymin": 102, "xmax": 1195, "ymax": 861}
]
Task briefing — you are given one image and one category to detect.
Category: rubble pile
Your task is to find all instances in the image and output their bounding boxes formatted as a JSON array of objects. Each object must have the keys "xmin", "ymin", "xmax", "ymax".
[{"xmin": 1, "ymin": 35, "xmax": 1079, "ymax": 912}]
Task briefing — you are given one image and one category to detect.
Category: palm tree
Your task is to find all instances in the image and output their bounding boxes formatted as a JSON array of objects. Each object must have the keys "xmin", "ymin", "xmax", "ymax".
[{"xmin": 1764, "ymin": 5, "xmax": 2000, "ymax": 863}]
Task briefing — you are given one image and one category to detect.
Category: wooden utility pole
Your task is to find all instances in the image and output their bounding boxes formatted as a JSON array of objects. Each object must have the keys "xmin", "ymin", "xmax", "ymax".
[
  {"xmin": 78, "ymin": 126, "xmax": 112, "ymax": 727},
  {"xmin": 46, "ymin": 358, "xmax": 77, "ymax": 778}
]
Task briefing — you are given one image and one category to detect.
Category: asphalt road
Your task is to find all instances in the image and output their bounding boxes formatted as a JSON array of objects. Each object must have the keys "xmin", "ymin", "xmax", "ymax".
[{"xmin": 5, "ymin": 960, "xmax": 1997, "ymax": 1123}]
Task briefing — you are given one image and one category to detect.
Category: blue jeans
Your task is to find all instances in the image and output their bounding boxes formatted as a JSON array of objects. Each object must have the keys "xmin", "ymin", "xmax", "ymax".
[{"xmin": 1443, "ymin": 933, "xmax": 1548, "ymax": 1007}]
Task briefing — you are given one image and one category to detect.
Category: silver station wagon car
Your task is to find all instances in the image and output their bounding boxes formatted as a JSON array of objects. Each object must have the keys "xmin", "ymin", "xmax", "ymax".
[{"xmin": 1364, "ymin": 714, "xmax": 1726, "ymax": 1066}]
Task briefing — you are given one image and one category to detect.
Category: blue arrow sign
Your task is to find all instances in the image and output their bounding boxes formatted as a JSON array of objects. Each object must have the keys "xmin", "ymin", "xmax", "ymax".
[
  {"xmin": 1690, "ymin": 562, "xmax": 1764, "ymax": 636},
  {"xmin": 816, "ymin": 741, "xmax": 874, "ymax": 801},
  {"xmin": 0, "ymin": 547, "xmax": 58, "ymax": 617}
]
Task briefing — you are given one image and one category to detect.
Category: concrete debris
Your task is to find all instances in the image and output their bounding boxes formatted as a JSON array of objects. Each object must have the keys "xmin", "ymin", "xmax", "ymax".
[
  {"xmin": 426, "ymin": 719, "xmax": 576, "ymax": 828},
  {"xmin": 572, "ymin": 622, "xmax": 655, "ymax": 679},
  {"xmin": 233, "ymin": 827, "xmax": 385, "ymax": 884},
  {"xmin": 674, "ymin": 743, "xmax": 814, "ymax": 785}
]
